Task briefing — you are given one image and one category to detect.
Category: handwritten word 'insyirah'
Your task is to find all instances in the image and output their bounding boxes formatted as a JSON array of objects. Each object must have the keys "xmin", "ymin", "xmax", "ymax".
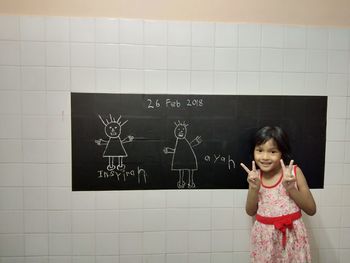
[
  {"xmin": 97, "ymin": 166, "xmax": 147, "ymax": 184},
  {"xmin": 204, "ymin": 154, "xmax": 236, "ymax": 170}
]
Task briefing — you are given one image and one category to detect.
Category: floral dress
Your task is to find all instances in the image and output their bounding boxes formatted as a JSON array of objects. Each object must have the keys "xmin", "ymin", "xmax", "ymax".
[{"xmin": 251, "ymin": 166, "xmax": 311, "ymax": 263}]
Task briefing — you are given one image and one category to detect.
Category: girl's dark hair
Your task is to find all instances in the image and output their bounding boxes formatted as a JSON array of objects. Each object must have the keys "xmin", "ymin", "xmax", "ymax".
[{"xmin": 252, "ymin": 126, "xmax": 292, "ymax": 161}]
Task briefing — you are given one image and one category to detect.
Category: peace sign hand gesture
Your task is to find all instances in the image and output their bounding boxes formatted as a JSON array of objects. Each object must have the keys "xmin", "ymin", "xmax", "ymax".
[
  {"xmin": 281, "ymin": 159, "xmax": 296, "ymax": 190},
  {"xmin": 240, "ymin": 161, "xmax": 261, "ymax": 191}
]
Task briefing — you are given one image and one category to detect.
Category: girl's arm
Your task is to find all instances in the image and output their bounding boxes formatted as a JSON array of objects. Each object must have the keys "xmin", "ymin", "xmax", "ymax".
[{"xmin": 287, "ymin": 167, "xmax": 317, "ymax": 216}]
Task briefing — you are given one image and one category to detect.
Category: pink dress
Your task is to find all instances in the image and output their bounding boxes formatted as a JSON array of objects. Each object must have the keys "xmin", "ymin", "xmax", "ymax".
[{"xmin": 251, "ymin": 166, "xmax": 311, "ymax": 263}]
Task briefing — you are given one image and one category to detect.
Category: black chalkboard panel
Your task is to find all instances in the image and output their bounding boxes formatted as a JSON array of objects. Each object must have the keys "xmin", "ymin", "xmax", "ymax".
[{"xmin": 71, "ymin": 93, "xmax": 327, "ymax": 191}]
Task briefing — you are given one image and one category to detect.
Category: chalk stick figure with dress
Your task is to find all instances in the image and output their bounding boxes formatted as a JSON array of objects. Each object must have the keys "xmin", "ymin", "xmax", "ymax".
[
  {"xmin": 163, "ymin": 120, "xmax": 202, "ymax": 188},
  {"xmin": 95, "ymin": 114, "xmax": 134, "ymax": 171}
]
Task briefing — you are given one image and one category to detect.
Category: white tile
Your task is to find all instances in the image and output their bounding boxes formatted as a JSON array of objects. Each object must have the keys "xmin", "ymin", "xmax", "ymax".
[
  {"xmin": 96, "ymin": 256, "xmax": 119, "ymax": 263},
  {"xmin": 261, "ymin": 48, "xmax": 283, "ymax": 72},
  {"xmin": 237, "ymin": 72, "xmax": 260, "ymax": 95},
  {"xmin": 324, "ymin": 162, "xmax": 344, "ymax": 185},
  {"xmin": 166, "ymin": 190, "xmax": 189, "ymax": 207},
  {"xmin": 214, "ymin": 72, "xmax": 237, "ymax": 94},
  {"xmin": 47, "ymin": 139, "xmax": 70, "ymax": 163},
  {"xmin": 340, "ymin": 249, "xmax": 350, "ymax": 263},
  {"xmin": 120, "ymin": 69, "xmax": 144, "ymax": 93},
  {"xmin": 166, "ymin": 208, "xmax": 188, "ymax": 230},
  {"xmin": 143, "ymin": 190, "xmax": 166, "ymax": 208},
  {"xmin": 95, "ymin": 191, "xmax": 119, "ymax": 209},
  {"xmin": 72, "ymin": 211, "xmax": 95, "ymax": 233},
  {"xmin": 96, "ymin": 233, "xmax": 119, "ymax": 255},
  {"xmin": 95, "ymin": 210, "xmax": 119, "ymax": 233},
  {"xmin": 46, "ymin": 67, "xmax": 70, "ymax": 91},
  {"xmin": 120, "ymin": 44, "xmax": 143, "ymax": 69},
  {"xmin": 48, "ymin": 188, "xmax": 71, "ymax": 210},
  {"xmin": 71, "ymin": 191, "xmax": 95, "ymax": 210},
  {"xmin": 327, "ymin": 96, "xmax": 347, "ymax": 119},
  {"xmin": 211, "ymin": 230, "xmax": 233, "ymax": 252},
  {"xmin": 22, "ymin": 163, "xmax": 47, "ymax": 187},
  {"xmin": 23, "ymin": 187, "xmax": 47, "ymax": 209},
  {"xmin": 48, "ymin": 210, "xmax": 72, "ymax": 233},
  {"xmin": 119, "ymin": 190, "xmax": 143, "ymax": 209},
  {"xmin": 211, "ymin": 253, "xmax": 233, "ymax": 263},
  {"xmin": 317, "ymin": 206, "xmax": 342, "ymax": 228},
  {"xmin": 22, "ymin": 116, "xmax": 47, "ymax": 139},
  {"xmin": 191, "ymin": 47, "xmax": 214, "ymax": 70},
  {"xmin": 24, "ymin": 211, "xmax": 48, "ymax": 233},
  {"xmin": 71, "ymin": 67, "xmax": 95, "ymax": 92},
  {"xmin": 326, "ymin": 141, "xmax": 345, "ymax": 163},
  {"xmin": 233, "ymin": 229, "xmax": 250, "ymax": 251},
  {"xmin": 0, "ymin": 234, "xmax": 24, "ymax": 256},
  {"xmin": 144, "ymin": 45, "xmax": 167, "ymax": 70},
  {"xmin": 72, "ymin": 233, "xmax": 95, "ymax": 255},
  {"xmin": 0, "ymin": 66, "xmax": 20, "ymax": 90},
  {"xmin": 143, "ymin": 209, "xmax": 165, "ymax": 231},
  {"xmin": 188, "ymin": 208, "xmax": 211, "ymax": 230},
  {"xmin": 167, "ymin": 71, "xmax": 191, "ymax": 94},
  {"xmin": 20, "ymin": 42, "xmax": 45, "ymax": 66},
  {"xmin": 119, "ymin": 232, "xmax": 143, "ymax": 254},
  {"xmin": 328, "ymin": 28, "xmax": 350, "ymax": 50},
  {"xmin": 47, "ymin": 164, "xmax": 70, "ymax": 187},
  {"xmin": 166, "ymin": 254, "xmax": 187, "ymax": 263},
  {"xmin": 0, "ymin": 139, "xmax": 22, "ymax": 163},
  {"xmin": 70, "ymin": 18, "xmax": 95, "ymax": 42},
  {"xmin": 142, "ymin": 255, "xmax": 165, "ymax": 263},
  {"xmin": 261, "ymin": 25, "xmax": 284, "ymax": 48},
  {"xmin": 20, "ymin": 16, "xmax": 45, "ymax": 41},
  {"xmin": 340, "ymin": 224, "xmax": 350, "ymax": 248},
  {"xmin": 96, "ymin": 68, "xmax": 120, "ymax": 93},
  {"xmin": 211, "ymin": 190, "xmax": 234, "ymax": 207},
  {"xmin": 328, "ymin": 50, "xmax": 349, "ymax": 73},
  {"xmin": 260, "ymin": 72, "xmax": 283, "ymax": 95},
  {"xmin": 22, "ymin": 139, "xmax": 47, "ymax": 163},
  {"xmin": 47, "ymin": 116, "xmax": 70, "ymax": 139},
  {"xmin": 119, "ymin": 19, "xmax": 143, "ymax": 44},
  {"xmin": 21, "ymin": 66, "xmax": 46, "ymax": 90},
  {"xmin": 143, "ymin": 232, "xmax": 166, "ymax": 254},
  {"xmin": 96, "ymin": 44, "xmax": 119, "ymax": 68},
  {"xmin": 190, "ymin": 71, "xmax": 213, "ymax": 94},
  {"xmin": 215, "ymin": 23, "xmax": 237, "ymax": 47},
  {"xmin": 307, "ymin": 27, "xmax": 328, "ymax": 49},
  {"xmin": 72, "ymin": 255, "xmax": 94, "ymax": 263},
  {"xmin": 238, "ymin": 48, "xmax": 260, "ymax": 71},
  {"xmin": 327, "ymin": 73, "xmax": 348, "ymax": 96},
  {"xmin": 191, "ymin": 22, "xmax": 214, "ymax": 47},
  {"xmin": 166, "ymin": 231, "xmax": 188, "ymax": 253},
  {"xmin": 306, "ymin": 50, "xmax": 328, "ymax": 73},
  {"xmin": 189, "ymin": 253, "xmax": 211, "ymax": 263},
  {"xmin": 45, "ymin": 17, "xmax": 69, "ymax": 42},
  {"xmin": 70, "ymin": 43, "xmax": 95, "ymax": 67},
  {"xmin": 46, "ymin": 91, "xmax": 70, "ymax": 115},
  {"xmin": 344, "ymin": 142, "xmax": 350, "ymax": 164},
  {"xmin": 168, "ymin": 46, "xmax": 191, "ymax": 70},
  {"xmin": 119, "ymin": 209, "xmax": 143, "ymax": 232},
  {"xmin": 283, "ymin": 49, "xmax": 306, "ymax": 72},
  {"xmin": 234, "ymin": 189, "xmax": 248, "ymax": 207},
  {"xmin": 0, "ymin": 41, "xmax": 20, "ymax": 65},
  {"xmin": 0, "ymin": 164, "xmax": 22, "ymax": 186},
  {"xmin": 46, "ymin": 42, "xmax": 70, "ymax": 66},
  {"xmin": 318, "ymin": 249, "xmax": 339, "ymax": 263},
  {"xmin": 49, "ymin": 233, "xmax": 72, "ymax": 255},
  {"xmin": 95, "ymin": 18, "xmax": 119, "ymax": 43},
  {"xmin": 312, "ymin": 228, "xmax": 340, "ymax": 248},
  {"xmin": 188, "ymin": 190, "xmax": 212, "ymax": 208},
  {"xmin": 0, "ymin": 211, "xmax": 23, "ymax": 233},
  {"xmin": 0, "ymin": 16, "xmax": 20, "ymax": 40},
  {"xmin": 167, "ymin": 21, "xmax": 191, "ymax": 46},
  {"xmin": 342, "ymin": 164, "xmax": 350, "ymax": 184},
  {"xmin": 327, "ymin": 118, "xmax": 346, "ymax": 141},
  {"xmin": 305, "ymin": 73, "xmax": 327, "ymax": 95},
  {"xmin": 233, "ymin": 207, "xmax": 252, "ymax": 229},
  {"xmin": 284, "ymin": 26, "xmax": 306, "ymax": 48},
  {"xmin": 0, "ymin": 116, "xmax": 21, "ymax": 139},
  {"xmin": 144, "ymin": 70, "xmax": 167, "ymax": 93},
  {"xmin": 144, "ymin": 20, "xmax": 167, "ymax": 45},
  {"xmin": 238, "ymin": 24, "xmax": 261, "ymax": 47},
  {"xmin": 214, "ymin": 48, "xmax": 238, "ymax": 71},
  {"xmin": 212, "ymin": 208, "xmax": 234, "ymax": 230},
  {"xmin": 22, "ymin": 91, "xmax": 46, "ymax": 115},
  {"xmin": 188, "ymin": 231, "xmax": 211, "ymax": 252}
]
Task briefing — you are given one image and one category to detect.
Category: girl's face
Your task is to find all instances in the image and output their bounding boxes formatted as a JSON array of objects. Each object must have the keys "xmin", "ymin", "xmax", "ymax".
[
  {"xmin": 174, "ymin": 125, "xmax": 187, "ymax": 139},
  {"xmin": 254, "ymin": 139, "xmax": 282, "ymax": 174},
  {"xmin": 105, "ymin": 122, "xmax": 121, "ymax": 138}
]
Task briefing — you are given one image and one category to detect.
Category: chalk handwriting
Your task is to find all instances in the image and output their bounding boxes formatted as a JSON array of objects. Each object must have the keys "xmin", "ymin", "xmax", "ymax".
[
  {"xmin": 146, "ymin": 98, "xmax": 204, "ymax": 109},
  {"xmin": 97, "ymin": 166, "xmax": 147, "ymax": 184},
  {"xmin": 204, "ymin": 154, "xmax": 236, "ymax": 170}
]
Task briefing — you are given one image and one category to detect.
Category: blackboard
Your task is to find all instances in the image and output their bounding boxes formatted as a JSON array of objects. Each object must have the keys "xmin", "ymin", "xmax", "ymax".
[{"xmin": 71, "ymin": 93, "xmax": 327, "ymax": 191}]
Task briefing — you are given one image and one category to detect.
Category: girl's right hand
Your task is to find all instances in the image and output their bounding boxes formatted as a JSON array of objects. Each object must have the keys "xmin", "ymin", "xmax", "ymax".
[{"xmin": 240, "ymin": 161, "xmax": 261, "ymax": 190}]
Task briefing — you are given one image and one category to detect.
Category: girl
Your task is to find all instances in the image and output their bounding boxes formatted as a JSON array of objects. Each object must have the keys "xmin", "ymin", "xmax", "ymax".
[{"xmin": 240, "ymin": 126, "xmax": 316, "ymax": 263}]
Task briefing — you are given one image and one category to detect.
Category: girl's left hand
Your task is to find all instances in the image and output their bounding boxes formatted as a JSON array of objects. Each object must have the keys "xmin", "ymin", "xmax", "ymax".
[{"xmin": 281, "ymin": 159, "xmax": 296, "ymax": 190}]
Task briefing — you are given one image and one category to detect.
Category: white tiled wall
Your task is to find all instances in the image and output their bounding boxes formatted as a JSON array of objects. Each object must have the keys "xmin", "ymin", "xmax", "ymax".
[{"xmin": 0, "ymin": 15, "xmax": 349, "ymax": 263}]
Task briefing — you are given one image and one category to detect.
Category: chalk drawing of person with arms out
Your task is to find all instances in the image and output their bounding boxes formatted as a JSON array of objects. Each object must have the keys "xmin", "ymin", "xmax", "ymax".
[
  {"xmin": 163, "ymin": 120, "xmax": 202, "ymax": 189},
  {"xmin": 95, "ymin": 114, "xmax": 134, "ymax": 171}
]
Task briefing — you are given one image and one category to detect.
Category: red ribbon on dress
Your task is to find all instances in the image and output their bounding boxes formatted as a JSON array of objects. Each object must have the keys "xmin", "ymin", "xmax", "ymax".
[{"xmin": 256, "ymin": 210, "xmax": 302, "ymax": 248}]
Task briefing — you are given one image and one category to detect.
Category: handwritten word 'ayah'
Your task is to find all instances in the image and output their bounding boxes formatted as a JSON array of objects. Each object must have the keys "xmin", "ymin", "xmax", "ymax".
[
  {"xmin": 204, "ymin": 154, "xmax": 236, "ymax": 170},
  {"xmin": 97, "ymin": 166, "xmax": 147, "ymax": 184}
]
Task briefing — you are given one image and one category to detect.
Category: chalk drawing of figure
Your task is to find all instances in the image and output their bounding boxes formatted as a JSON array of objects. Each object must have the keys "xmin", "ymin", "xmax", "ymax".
[
  {"xmin": 163, "ymin": 120, "xmax": 202, "ymax": 189},
  {"xmin": 95, "ymin": 114, "xmax": 134, "ymax": 171}
]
